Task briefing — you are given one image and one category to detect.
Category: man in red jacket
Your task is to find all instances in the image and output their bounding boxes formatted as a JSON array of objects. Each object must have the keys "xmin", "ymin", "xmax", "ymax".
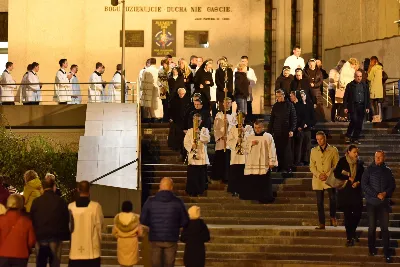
[{"xmin": 0, "ymin": 194, "xmax": 36, "ymax": 267}]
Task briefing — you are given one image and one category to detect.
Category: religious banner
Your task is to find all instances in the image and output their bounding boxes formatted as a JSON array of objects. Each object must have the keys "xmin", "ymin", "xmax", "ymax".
[
  {"xmin": 184, "ymin": 31, "xmax": 209, "ymax": 48},
  {"xmin": 152, "ymin": 20, "xmax": 176, "ymax": 57}
]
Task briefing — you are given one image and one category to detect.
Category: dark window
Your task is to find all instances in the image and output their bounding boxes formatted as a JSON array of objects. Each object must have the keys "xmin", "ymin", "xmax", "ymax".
[{"xmin": 0, "ymin": 12, "xmax": 8, "ymax": 42}]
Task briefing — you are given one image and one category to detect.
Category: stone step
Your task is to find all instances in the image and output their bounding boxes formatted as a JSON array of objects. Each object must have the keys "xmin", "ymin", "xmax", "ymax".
[
  {"xmin": 30, "ymin": 255, "xmax": 400, "ymax": 267},
  {"xmin": 53, "ymin": 241, "xmax": 400, "ymax": 255}
]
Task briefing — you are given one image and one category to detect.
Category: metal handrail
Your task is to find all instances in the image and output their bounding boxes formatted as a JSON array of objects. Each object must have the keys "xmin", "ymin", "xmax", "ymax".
[
  {"xmin": 62, "ymin": 158, "xmax": 139, "ymax": 198},
  {"xmin": 0, "ymin": 81, "xmax": 139, "ymax": 104}
]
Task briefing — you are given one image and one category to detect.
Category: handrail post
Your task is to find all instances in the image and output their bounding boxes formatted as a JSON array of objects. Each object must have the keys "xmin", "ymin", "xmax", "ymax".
[{"xmin": 393, "ymin": 83, "xmax": 395, "ymax": 106}]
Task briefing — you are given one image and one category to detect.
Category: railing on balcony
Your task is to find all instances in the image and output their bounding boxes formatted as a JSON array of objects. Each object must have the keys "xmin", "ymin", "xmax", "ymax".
[
  {"xmin": 0, "ymin": 81, "xmax": 139, "ymax": 104},
  {"xmin": 322, "ymin": 78, "xmax": 400, "ymax": 108}
]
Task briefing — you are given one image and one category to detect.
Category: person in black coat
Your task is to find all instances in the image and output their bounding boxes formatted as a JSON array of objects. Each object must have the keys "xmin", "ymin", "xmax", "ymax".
[
  {"xmin": 343, "ymin": 71, "xmax": 370, "ymax": 144},
  {"xmin": 179, "ymin": 60, "xmax": 194, "ymax": 100},
  {"xmin": 268, "ymin": 89, "xmax": 297, "ymax": 172},
  {"xmin": 167, "ymin": 67, "xmax": 185, "ymax": 98},
  {"xmin": 180, "ymin": 206, "xmax": 210, "ymax": 267},
  {"xmin": 30, "ymin": 178, "xmax": 70, "ymax": 267},
  {"xmin": 168, "ymin": 89, "xmax": 190, "ymax": 157},
  {"xmin": 194, "ymin": 60, "xmax": 214, "ymax": 110},
  {"xmin": 333, "ymin": 145, "xmax": 364, "ymax": 246},
  {"xmin": 290, "ymin": 91, "xmax": 315, "ymax": 166},
  {"xmin": 215, "ymin": 59, "xmax": 233, "ymax": 110},
  {"xmin": 187, "ymin": 98, "xmax": 211, "ymax": 131},
  {"xmin": 234, "ymin": 63, "xmax": 250, "ymax": 115},
  {"xmin": 316, "ymin": 59, "xmax": 329, "ymax": 94},
  {"xmin": 290, "ymin": 68, "xmax": 316, "ymax": 105},
  {"xmin": 275, "ymin": 66, "xmax": 294, "ymax": 99},
  {"xmin": 304, "ymin": 59, "xmax": 325, "ymax": 121}
]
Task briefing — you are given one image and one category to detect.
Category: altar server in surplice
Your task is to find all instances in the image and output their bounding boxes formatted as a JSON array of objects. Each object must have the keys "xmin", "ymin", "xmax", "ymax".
[
  {"xmin": 54, "ymin": 59, "xmax": 72, "ymax": 104},
  {"xmin": 0, "ymin": 62, "xmax": 17, "ymax": 104},
  {"xmin": 108, "ymin": 64, "xmax": 127, "ymax": 103},
  {"xmin": 69, "ymin": 64, "xmax": 81, "ymax": 104},
  {"xmin": 211, "ymin": 97, "xmax": 237, "ymax": 184},
  {"xmin": 227, "ymin": 112, "xmax": 254, "ymax": 197},
  {"xmin": 26, "ymin": 62, "xmax": 41, "ymax": 105},
  {"xmin": 184, "ymin": 113, "xmax": 210, "ymax": 197},
  {"xmin": 242, "ymin": 120, "xmax": 278, "ymax": 203},
  {"xmin": 88, "ymin": 62, "xmax": 104, "ymax": 103},
  {"xmin": 68, "ymin": 181, "xmax": 104, "ymax": 267}
]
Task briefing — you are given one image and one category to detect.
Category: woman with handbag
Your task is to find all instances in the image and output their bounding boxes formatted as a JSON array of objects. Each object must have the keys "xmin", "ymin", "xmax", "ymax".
[{"xmin": 333, "ymin": 145, "xmax": 364, "ymax": 247}]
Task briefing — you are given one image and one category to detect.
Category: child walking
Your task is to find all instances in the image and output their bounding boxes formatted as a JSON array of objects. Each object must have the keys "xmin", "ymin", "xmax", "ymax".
[
  {"xmin": 180, "ymin": 206, "xmax": 210, "ymax": 267},
  {"xmin": 112, "ymin": 201, "xmax": 142, "ymax": 267}
]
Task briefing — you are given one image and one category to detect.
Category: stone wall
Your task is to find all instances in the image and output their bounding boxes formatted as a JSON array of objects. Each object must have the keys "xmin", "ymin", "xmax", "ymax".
[
  {"xmin": 8, "ymin": 0, "xmax": 265, "ymax": 113},
  {"xmin": 324, "ymin": 36, "xmax": 400, "ymax": 79},
  {"xmin": 323, "ymin": 0, "xmax": 400, "ymax": 50}
]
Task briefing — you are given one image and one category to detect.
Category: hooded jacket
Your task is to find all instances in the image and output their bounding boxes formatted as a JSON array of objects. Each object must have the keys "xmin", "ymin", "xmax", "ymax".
[
  {"xmin": 112, "ymin": 212, "xmax": 141, "ymax": 266},
  {"xmin": 23, "ymin": 177, "xmax": 43, "ymax": 212},
  {"xmin": 140, "ymin": 190, "xmax": 189, "ymax": 242}
]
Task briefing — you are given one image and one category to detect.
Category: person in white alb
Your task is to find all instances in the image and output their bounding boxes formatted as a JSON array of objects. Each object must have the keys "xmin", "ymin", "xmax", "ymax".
[
  {"xmin": 211, "ymin": 98, "xmax": 237, "ymax": 184},
  {"xmin": 0, "ymin": 62, "xmax": 17, "ymax": 105},
  {"xmin": 140, "ymin": 58, "xmax": 163, "ymax": 121},
  {"xmin": 284, "ymin": 46, "xmax": 306, "ymax": 76},
  {"xmin": 68, "ymin": 181, "xmax": 104, "ymax": 267},
  {"xmin": 108, "ymin": 64, "xmax": 126, "ymax": 103},
  {"xmin": 242, "ymin": 120, "xmax": 278, "ymax": 203},
  {"xmin": 26, "ymin": 62, "xmax": 41, "ymax": 105},
  {"xmin": 88, "ymin": 62, "xmax": 104, "ymax": 103},
  {"xmin": 69, "ymin": 64, "xmax": 81, "ymax": 104},
  {"xmin": 17, "ymin": 64, "xmax": 32, "ymax": 104},
  {"xmin": 138, "ymin": 59, "xmax": 151, "ymax": 100},
  {"xmin": 234, "ymin": 56, "xmax": 257, "ymax": 118},
  {"xmin": 184, "ymin": 113, "xmax": 211, "ymax": 197},
  {"xmin": 54, "ymin": 59, "xmax": 73, "ymax": 104},
  {"xmin": 227, "ymin": 112, "xmax": 254, "ymax": 197}
]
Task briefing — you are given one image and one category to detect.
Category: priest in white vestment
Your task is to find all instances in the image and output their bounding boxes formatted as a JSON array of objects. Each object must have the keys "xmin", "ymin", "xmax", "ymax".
[
  {"xmin": 242, "ymin": 120, "xmax": 278, "ymax": 203},
  {"xmin": 140, "ymin": 58, "xmax": 163, "ymax": 121},
  {"xmin": 68, "ymin": 181, "xmax": 104, "ymax": 267},
  {"xmin": 184, "ymin": 113, "xmax": 210, "ymax": 196},
  {"xmin": 0, "ymin": 62, "xmax": 17, "ymax": 104},
  {"xmin": 227, "ymin": 112, "xmax": 254, "ymax": 197}
]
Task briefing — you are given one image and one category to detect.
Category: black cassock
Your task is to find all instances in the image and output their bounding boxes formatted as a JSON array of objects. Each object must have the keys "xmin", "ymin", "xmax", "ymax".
[
  {"xmin": 168, "ymin": 94, "xmax": 189, "ymax": 152},
  {"xmin": 186, "ymin": 165, "xmax": 208, "ymax": 196},
  {"xmin": 180, "ymin": 219, "xmax": 210, "ymax": 267}
]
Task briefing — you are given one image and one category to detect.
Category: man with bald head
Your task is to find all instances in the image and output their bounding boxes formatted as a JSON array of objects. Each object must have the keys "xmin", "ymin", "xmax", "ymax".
[
  {"xmin": 362, "ymin": 151, "xmax": 396, "ymax": 262},
  {"xmin": 343, "ymin": 70, "xmax": 370, "ymax": 144},
  {"xmin": 140, "ymin": 177, "xmax": 189, "ymax": 267}
]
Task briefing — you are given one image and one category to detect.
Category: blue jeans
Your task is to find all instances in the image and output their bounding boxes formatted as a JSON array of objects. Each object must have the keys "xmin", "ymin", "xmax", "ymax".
[
  {"xmin": 236, "ymin": 97, "xmax": 247, "ymax": 114},
  {"xmin": 35, "ymin": 241, "xmax": 62, "ymax": 267},
  {"xmin": 151, "ymin": 242, "xmax": 177, "ymax": 267}
]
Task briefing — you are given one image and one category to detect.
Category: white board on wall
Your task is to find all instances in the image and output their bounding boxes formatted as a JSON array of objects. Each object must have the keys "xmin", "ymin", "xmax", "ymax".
[{"xmin": 77, "ymin": 103, "xmax": 138, "ymax": 190}]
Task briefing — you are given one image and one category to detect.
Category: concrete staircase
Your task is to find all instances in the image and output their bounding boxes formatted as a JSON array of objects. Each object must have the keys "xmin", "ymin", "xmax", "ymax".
[
  {"xmin": 139, "ymin": 121, "xmax": 400, "ymax": 266},
  {"xmin": 28, "ymin": 121, "xmax": 400, "ymax": 266}
]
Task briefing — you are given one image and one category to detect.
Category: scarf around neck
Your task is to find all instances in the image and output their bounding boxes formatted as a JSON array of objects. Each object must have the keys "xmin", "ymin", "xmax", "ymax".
[{"xmin": 346, "ymin": 154, "xmax": 358, "ymax": 179}]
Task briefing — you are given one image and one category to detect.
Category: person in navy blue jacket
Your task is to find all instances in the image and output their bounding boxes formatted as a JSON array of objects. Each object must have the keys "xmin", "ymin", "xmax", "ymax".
[
  {"xmin": 140, "ymin": 177, "xmax": 189, "ymax": 267},
  {"xmin": 362, "ymin": 150, "xmax": 396, "ymax": 263}
]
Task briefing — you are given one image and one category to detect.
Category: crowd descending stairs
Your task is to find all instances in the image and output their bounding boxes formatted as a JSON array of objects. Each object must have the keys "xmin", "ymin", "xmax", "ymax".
[
  {"xmin": 28, "ymin": 122, "xmax": 400, "ymax": 266},
  {"xmin": 140, "ymin": 122, "xmax": 400, "ymax": 266}
]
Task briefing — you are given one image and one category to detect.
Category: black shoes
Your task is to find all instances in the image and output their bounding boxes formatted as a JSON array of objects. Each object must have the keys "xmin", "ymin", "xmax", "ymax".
[
  {"xmin": 352, "ymin": 140, "xmax": 361, "ymax": 145},
  {"xmin": 385, "ymin": 256, "xmax": 392, "ymax": 263},
  {"xmin": 346, "ymin": 239, "xmax": 354, "ymax": 247},
  {"xmin": 368, "ymin": 248, "xmax": 377, "ymax": 256}
]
